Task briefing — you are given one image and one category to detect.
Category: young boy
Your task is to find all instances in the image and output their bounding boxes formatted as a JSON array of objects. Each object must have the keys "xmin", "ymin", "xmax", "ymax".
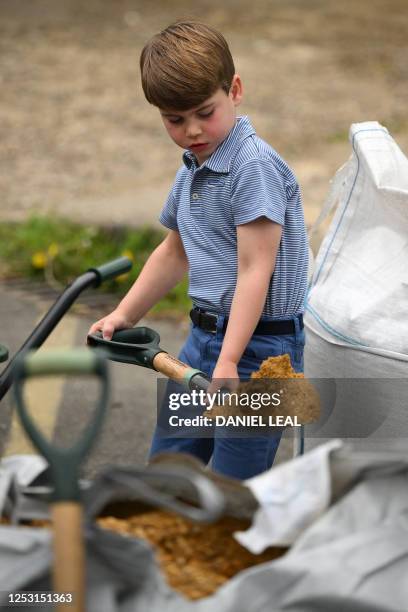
[{"xmin": 88, "ymin": 21, "xmax": 308, "ymax": 480}]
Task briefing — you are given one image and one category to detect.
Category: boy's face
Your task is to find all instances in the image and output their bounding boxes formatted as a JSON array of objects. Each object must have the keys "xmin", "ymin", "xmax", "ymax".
[{"xmin": 159, "ymin": 74, "xmax": 243, "ymax": 165}]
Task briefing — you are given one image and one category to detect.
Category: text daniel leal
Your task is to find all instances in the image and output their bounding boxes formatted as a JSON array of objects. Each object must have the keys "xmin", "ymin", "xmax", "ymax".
[{"xmin": 168, "ymin": 415, "xmax": 301, "ymax": 427}]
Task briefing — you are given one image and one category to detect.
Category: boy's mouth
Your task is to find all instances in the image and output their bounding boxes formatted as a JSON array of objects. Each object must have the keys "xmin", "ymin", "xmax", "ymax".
[{"xmin": 189, "ymin": 143, "xmax": 208, "ymax": 150}]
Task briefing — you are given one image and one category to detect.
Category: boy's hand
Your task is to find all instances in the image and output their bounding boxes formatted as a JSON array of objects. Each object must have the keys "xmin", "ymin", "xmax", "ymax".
[
  {"xmin": 87, "ymin": 309, "xmax": 134, "ymax": 341},
  {"xmin": 207, "ymin": 360, "xmax": 240, "ymax": 395}
]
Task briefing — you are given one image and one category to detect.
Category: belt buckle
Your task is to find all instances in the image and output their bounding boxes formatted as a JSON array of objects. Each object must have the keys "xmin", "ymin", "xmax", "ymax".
[{"xmin": 202, "ymin": 311, "xmax": 218, "ymax": 334}]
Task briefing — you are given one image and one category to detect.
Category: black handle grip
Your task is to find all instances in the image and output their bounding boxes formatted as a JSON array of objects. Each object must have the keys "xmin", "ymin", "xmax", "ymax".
[{"xmin": 88, "ymin": 256, "xmax": 133, "ymax": 287}]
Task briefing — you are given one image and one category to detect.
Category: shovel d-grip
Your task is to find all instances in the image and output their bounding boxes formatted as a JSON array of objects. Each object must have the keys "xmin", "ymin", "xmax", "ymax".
[
  {"xmin": 13, "ymin": 348, "xmax": 110, "ymax": 612},
  {"xmin": 13, "ymin": 349, "xmax": 109, "ymax": 502},
  {"xmin": 87, "ymin": 327, "xmax": 211, "ymax": 392}
]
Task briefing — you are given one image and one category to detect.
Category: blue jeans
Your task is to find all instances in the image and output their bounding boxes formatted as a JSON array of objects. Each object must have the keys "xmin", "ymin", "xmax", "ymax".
[{"xmin": 149, "ymin": 313, "xmax": 305, "ymax": 480}]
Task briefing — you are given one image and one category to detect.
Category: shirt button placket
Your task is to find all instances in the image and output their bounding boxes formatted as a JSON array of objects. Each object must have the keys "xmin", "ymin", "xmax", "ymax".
[{"xmin": 191, "ymin": 169, "xmax": 200, "ymax": 209}]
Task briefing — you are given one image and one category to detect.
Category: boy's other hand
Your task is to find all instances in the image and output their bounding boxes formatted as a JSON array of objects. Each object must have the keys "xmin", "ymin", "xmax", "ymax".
[
  {"xmin": 207, "ymin": 360, "xmax": 240, "ymax": 396},
  {"xmin": 87, "ymin": 309, "xmax": 134, "ymax": 342}
]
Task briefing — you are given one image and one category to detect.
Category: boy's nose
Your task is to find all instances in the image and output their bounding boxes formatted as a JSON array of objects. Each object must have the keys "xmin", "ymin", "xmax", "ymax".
[{"xmin": 186, "ymin": 122, "xmax": 202, "ymax": 138}]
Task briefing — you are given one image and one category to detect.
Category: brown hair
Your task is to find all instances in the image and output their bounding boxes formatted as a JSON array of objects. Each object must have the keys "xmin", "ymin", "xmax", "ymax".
[{"xmin": 140, "ymin": 21, "xmax": 235, "ymax": 110}]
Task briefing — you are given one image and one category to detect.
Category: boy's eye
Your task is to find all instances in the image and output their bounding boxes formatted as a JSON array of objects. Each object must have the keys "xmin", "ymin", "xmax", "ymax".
[
  {"xmin": 165, "ymin": 108, "xmax": 213, "ymax": 124},
  {"xmin": 198, "ymin": 109, "xmax": 214, "ymax": 119}
]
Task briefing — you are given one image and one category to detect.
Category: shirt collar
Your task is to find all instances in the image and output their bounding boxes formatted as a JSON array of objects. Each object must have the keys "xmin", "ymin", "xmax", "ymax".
[{"xmin": 182, "ymin": 116, "xmax": 256, "ymax": 173}]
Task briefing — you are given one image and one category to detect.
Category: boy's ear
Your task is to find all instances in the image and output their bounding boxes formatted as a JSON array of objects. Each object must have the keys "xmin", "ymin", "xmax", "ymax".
[{"xmin": 230, "ymin": 74, "xmax": 243, "ymax": 106}]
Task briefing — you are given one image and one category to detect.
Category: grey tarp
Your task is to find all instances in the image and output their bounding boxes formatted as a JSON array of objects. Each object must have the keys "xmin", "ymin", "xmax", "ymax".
[{"xmin": 0, "ymin": 447, "xmax": 408, "ymax": 611}]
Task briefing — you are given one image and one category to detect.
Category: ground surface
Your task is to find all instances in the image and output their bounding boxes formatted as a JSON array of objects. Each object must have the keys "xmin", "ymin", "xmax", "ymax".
[{"xmin": 1, "ymin": 0, "xmax": 408, "ymax": 235}]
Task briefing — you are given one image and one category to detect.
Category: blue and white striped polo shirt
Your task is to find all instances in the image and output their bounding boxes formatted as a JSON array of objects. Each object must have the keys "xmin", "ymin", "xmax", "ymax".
[{"xmin": 159, "ymin": 116, "xmax": 308, "ymax": 318}]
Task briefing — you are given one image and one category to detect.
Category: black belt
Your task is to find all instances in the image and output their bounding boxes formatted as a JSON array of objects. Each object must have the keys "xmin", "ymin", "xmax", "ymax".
[{"xmin": 190, "ymin": 307, "xmax": 303, "ymax": 335}]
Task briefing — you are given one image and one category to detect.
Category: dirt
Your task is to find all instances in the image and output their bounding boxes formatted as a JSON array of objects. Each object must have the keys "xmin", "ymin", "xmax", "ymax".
[
  {"xmin": 1, "ymin": 0, "xmax": 408, "ymax": 241},
  {"xmin": 207, "ymin": 353, "xmax": 321, "ymax": 425},
  {"xmin": 98, "ymin": 510, "xmax": 286, "ymax": 600}
]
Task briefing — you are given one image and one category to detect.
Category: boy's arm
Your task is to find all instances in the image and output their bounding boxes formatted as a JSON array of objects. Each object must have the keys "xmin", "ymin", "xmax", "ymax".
[
  {"xmin": 211, "ymin": 217, "xmax": 282, "ymax": 384},
  {"xmin": 117, "ymin": 229, "xmax": 188, "ymax": 322},
  {"xmin": 89, "ymin": 229, "xmax": 188, "ymax": 338}
]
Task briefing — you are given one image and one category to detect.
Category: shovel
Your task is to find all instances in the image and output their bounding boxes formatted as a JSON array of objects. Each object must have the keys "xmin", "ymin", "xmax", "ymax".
[
  {"xmin": 13, "ymin": 348, "xmax": 109, "ymax": 612},
  {"xmin": 87, "ymin": 327, "xmax": 211, "ymax": 392},
  {"xmin": 87, "ymin": 327, "xmax": 305, "ymax": 456}
]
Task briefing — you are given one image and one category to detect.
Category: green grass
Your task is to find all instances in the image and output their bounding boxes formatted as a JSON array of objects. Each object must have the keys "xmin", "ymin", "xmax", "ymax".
[
  {"xmin": 326, "ymin": 128, "xmax": 349, "ymax": 144},
  {"xmin": 0, "ymin": 215, "xmax": 191, "ymax": 317}
]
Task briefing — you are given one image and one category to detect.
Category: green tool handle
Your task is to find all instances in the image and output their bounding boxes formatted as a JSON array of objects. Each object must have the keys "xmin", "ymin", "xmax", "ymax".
[
  {"xmin": 22, "ymin": 350, "xmax": 106, "ymax": 377},
  {"xmin": 0, "ymin": 257, "xmax": 132, "ymax": 403},
  {"xmin": 13, "ymin": 348, "xmax": 109, "ymax": 502},
  {"xmin": 88, "ymin": 256, "xmax": 132, "ymax": 287}
]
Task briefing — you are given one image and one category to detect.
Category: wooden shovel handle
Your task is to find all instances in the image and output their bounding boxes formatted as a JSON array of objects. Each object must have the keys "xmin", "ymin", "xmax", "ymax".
[
  {"xmin": 153, "ymin": 352, "xmax": 196, "ymax": 382},
  {"xmin": 51, "ymin": 502, "xmax": 84, "ymax": 612}
]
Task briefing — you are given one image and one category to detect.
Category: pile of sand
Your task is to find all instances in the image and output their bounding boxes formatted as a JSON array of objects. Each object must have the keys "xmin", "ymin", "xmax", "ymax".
[
  {"xmin": 98, "ymin": 510, "xmax": 286, "ymax": 600},
  {"xmin": 207, "ymin": 354, "xmax": 321, "ymax": 425}
]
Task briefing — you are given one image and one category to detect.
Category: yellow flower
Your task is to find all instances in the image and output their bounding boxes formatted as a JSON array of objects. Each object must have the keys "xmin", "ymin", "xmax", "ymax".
[
  {"xmin": 116, "ymin": 250, "xmax": 134, "ymax": 282},
  {"xmin": 121, "ymin": 249, "xmax": 134, "ymax": 261},
  {"xmin": 31, "ymin": 251, "xmax": 47, "ymax": 269},
  {"xmin": 47, "ymin": 243, "xmax": 59, "ymax": 258},
  {"xmin": 116, "ymin": 273, "xmax": 129, "ymax": 283}
]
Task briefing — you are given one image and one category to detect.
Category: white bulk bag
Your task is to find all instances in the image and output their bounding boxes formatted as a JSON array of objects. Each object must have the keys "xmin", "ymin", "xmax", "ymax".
[{"xmin": 304, "ymin": 121, "xmax": 408, "ymax": 451}]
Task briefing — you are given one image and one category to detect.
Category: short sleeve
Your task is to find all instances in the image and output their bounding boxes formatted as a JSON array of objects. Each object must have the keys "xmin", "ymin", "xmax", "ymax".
[
  {"xmin": 159, "ymin": 187, "xmax": 179, "ymax": 230},
  {"xmin": 230, "ymin": 158, "xmax": 287, "ymax": 226}
]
